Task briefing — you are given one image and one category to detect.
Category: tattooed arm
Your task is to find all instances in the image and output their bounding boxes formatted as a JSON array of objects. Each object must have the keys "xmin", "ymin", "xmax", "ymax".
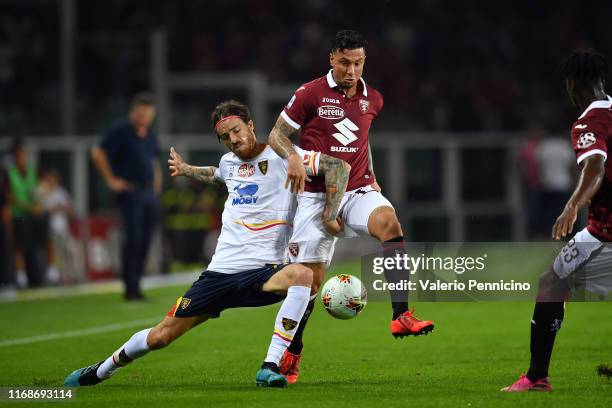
[
  {"xmin": 268, "ymin": 115, "xmax": 309, "ymax": 194},
  {"xmin": 168, "ymin": 147, "xmax": 221, "ymax": 184},
  {"xmin": 367, "ymin": 142, "xmax": 376, "ymax": 178},
  {"xmin": 367, "ymin": 142, "xmax": 381, "ymax": 192},
  {"xmin": 310, "ymin": 154, "xmax": 351, "ymax": 235}
]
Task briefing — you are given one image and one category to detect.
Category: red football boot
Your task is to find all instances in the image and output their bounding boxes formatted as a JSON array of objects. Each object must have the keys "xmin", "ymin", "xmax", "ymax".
[
  {"xmin": 390, "ymin": 308, "xmax": 434, "ymax": 338},
  {"xmin": 501, "ymin": 374, "xmax": 552, "ymax": 392},
  {"xmin": 279, "ymin": 349, "xmax": 302, "ymax": 384}
]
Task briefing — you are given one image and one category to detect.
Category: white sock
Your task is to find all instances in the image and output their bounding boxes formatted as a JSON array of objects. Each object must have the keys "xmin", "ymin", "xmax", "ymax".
[
  {"xmin": 264, "ymin": 286, "xmax": 310, "ymax": 365},
  {"xmin": 97, "ymin": 328, "xmax": 152, "ymax": 379}
]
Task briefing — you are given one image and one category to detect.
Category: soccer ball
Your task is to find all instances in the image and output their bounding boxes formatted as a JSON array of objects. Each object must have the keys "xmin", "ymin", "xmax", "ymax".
[{"xmin": 321, "ymin": 274, "xmax": 367, "ymax": 320}]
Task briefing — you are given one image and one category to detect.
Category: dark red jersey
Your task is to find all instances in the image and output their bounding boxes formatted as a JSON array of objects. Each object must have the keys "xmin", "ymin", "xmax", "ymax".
[
  {"xmin": 570, "ymin": 97, "xmax": 612, "ymax": 241},
  {"xmin": 282, "ymin": 70, "xmax": 383, "ymax": 192}
]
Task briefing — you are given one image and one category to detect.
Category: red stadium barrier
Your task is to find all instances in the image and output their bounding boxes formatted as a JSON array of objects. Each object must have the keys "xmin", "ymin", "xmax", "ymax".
[{"xmin": 73, "ymin": 216, "xmax": 120, "ymax": 281}]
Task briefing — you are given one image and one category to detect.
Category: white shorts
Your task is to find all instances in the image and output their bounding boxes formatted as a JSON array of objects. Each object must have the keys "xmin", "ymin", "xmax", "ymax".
[
  {"xmin": 553, "ymin": 227, "xmax": 612, "ymax": 296},
  {"xmin": 287, "ymin": 185, "xmax": 393, "ymax": 263}
]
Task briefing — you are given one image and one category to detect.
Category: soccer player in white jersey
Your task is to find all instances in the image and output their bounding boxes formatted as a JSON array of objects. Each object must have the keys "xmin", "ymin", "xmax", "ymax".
[
  {"xmin": 503, "ymin": 50, "xmax": 612, "ymax": 392},
  {"xmin": 63, "ymin": 100, "xmax": 350, "ymax": 388}
]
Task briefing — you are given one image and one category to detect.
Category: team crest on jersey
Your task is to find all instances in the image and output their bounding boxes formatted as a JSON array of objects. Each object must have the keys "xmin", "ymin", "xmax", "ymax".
[
  {"xmin": 577, "ymin": 132, "xmax": 596, "ymax": 149},
  {"xmin": 180, "ymin": 298, "xmax": 191, "ymax": 310},
  {"xmin": 359, "ymin": 99, "xmax": 369, "ymax": 113},
  {"xmin": 238, "ymin": 163, "xmax": 255, "ymax": 177},
  {"xmin": 282, "ymin": 318, "xmax": 298, "ymax": 331},
  {"xmin": 258, "ymin": 160, "xmax": 268, "ymax": 175},
  {"xmin": 288, "ymin": 242, "xmax": 299, "ymax": 257}
]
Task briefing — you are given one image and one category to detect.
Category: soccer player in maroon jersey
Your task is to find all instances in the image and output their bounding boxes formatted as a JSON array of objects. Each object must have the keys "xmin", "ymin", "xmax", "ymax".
[
  {"xmin": 267, "ymin": 30, "xmax": 434, "ymax": 383},
  {"xmin": 503, "ymin": 50, "xmax": 612, "ymax": 392}
]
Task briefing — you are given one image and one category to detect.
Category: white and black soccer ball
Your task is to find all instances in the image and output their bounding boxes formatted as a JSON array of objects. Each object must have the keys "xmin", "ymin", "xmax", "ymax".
[{"xmin": 321, "ymin": 274, "xmax": 367, "ymax": 320}]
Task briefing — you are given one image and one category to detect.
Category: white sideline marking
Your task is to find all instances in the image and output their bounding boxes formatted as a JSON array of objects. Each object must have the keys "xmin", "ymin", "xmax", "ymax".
[
  {"xmin": 0, "ymin": 272, "xmax": 197, "ymax": 303},
  {"xmin": 0, "ymin": 317, "xmax": 159, "ymax": 348}
]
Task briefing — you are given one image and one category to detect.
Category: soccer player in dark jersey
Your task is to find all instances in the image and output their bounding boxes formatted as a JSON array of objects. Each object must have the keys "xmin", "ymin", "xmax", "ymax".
[
  {"xmin": 503, "ymin": 50, "xmax": 612, "ymax": 392},
  {"xmin": 267, "ymin": 29, "xmax": 434, "ymax": 383}
]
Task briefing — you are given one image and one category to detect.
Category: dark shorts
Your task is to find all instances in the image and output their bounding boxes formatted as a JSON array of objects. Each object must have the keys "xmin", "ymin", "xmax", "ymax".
[{"xmin": 167, "ymin": 264, "xmax": 286, "ymax": 318}]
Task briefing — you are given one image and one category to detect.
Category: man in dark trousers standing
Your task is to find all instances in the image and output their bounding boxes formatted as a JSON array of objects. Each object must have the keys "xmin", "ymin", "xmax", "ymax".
[{"xmin": 91, "ymin": 93, "xmax": 161, "ymax": 300}]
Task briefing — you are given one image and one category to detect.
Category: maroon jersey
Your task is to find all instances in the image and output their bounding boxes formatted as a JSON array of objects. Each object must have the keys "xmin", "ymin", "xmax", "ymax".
[
  {"xmin": 282, "ymin": 70, "xmax": 383, "ymax": 192},
  {"xmin": 570, "ymin": 97, "xmax": 612, "ymax": 241}
]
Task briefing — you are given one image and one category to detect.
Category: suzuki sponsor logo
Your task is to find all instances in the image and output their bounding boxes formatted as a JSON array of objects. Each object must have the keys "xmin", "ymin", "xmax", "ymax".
[
  {"xmin": 332, "ymin": 118, "xmax": 359, "ymax": 145},
  {"xmin": 318, "ymin": 105, "xmax": 345, "ymax": 120},
  {"xmin": 331, "ymin": 146, "xmax": 359, "ymax": 153},
  {"xmin": 232, "ymin": 183, "xmax": 259, "ymax": 205}
]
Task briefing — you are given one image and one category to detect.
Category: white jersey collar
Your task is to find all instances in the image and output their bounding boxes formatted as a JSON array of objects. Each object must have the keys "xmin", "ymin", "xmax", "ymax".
[
  {"xmin": 578, "ymin": 94, "xmax": 612, "ymax": 119},
  {"xmin": 326, "ymin": 69, "xmax": 368, "ymax": 97}
]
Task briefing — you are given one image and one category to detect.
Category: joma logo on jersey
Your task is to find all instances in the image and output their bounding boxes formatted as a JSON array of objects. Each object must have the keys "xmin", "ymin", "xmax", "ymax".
[
  {"xmin": 318, "ymin": 106, "xmax": 345, "ymax": 120},
  {"xmin": 232, "ymin": 183, "xmax": 259, "ymax": 205},
  {"xmin": 322, "ymin": 97, "xmax": 340, "ymax": 104},
  {"xmin": 332, "ymin": 118, "xmax": 359, "ymax": 145}
]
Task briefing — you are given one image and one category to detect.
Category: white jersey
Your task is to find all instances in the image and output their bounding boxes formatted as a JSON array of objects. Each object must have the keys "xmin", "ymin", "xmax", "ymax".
[{"xmin": 207, "ymin": 145, "xmax": 320, "ymax": 274}]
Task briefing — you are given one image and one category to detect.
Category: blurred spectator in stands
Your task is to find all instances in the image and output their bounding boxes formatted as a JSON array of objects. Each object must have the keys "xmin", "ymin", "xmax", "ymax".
[
  {"xmin": 519, "ymin": 127, "xmax": 543, "ymax": 238},
  {"xmin": 0, "ymin": 166, "xmax": 14, "ymax": 288},
  {"xmin": 161, "ymin": 176, "xmax": 221, "ymax": 273},
  {"xmin": 37, "ymin": 169, "xmax": 82, "ymax": 284},
  {"xmin": 91, "ymin": 92, "xmax": 161, "ymax": 301},
  {"xmin": 6, "ymin": 138, "xmax": 47, "ymax": 287},
  {"xmin": 536, "ymin": 133, "xmax": 575, "ymax": 235}
]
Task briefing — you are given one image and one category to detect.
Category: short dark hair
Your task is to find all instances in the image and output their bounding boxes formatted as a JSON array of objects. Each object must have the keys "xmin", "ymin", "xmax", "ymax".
[
  {"xmin": 211, "ymin": 100, "xmax": 252, "ymax": 135},
  {"xmin": 560, "ymin": 49, "xmax": 608, "ymax": 88},
  {"xmin": 130, "ymin": 92, "xmax": 155, "ymax": 109},
  {"xmin": 331, "ymin": 30, "xmax": 366, "ymax": 53}
]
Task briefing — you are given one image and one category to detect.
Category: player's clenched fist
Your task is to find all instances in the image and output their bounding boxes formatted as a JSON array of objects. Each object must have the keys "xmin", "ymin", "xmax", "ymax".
[
  {"xmin": 323, "ymin": 216, "xmax": 344, "ymax": 236},
  {"xmin": 286, "ymin": 154, "xmax": 308, "ymax": 194},
  {"xmin": 168, "ymin": 146, "xmax": 186, "ymax": 177}
]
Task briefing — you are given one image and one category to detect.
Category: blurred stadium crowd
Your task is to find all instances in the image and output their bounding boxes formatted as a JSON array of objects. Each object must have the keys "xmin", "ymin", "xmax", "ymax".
[
  {"xmin": 0, "ymin": 137, "xmax": 224, "ymax": 289},
  {"xmin": 2, "ymin": 0, "xmax": 612, "ymax": 135},
  {"xmin": 0, "ymin": 0, "xmax": 608, "ymax": 288},
  {"xmin": 0, "ymin": 139, "xmax": 79, "ymax": 288}
]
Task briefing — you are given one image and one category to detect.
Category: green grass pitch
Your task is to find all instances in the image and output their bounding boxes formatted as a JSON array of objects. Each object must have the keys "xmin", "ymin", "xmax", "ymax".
[{"xmin": 0, "ymin": 269, "xmax": 611, "ymax": 407}]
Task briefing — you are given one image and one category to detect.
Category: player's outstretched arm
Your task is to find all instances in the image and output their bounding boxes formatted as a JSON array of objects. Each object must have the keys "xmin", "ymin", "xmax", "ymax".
[
  {"xmin": 552, "ymin": 155, "xmax": 605, "ymax": 240},
  {"xmin": 268, "ymin": 115, "xmax": 309, "ymax": 194},
  {"xmin": 168, "ymin": 147, "xmax": 221, "ymax": 184},
  {"xmin": 316, "ymin": 154, "xmax": 351, "ymax": 235}
]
